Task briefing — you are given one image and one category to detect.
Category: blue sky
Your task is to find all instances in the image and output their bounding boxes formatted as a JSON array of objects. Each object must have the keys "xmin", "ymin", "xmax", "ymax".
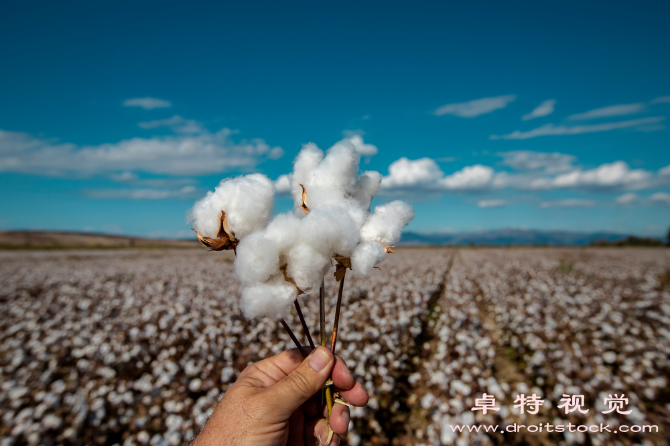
[{"xmin": 1, "ymin": 0, "xmax": 669, "ymax": 238}]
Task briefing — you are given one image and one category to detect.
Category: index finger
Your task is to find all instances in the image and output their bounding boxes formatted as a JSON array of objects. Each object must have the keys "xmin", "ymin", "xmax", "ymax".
[{"xmin": 331, "ymin": 356, "xmax": 355, "ymax": 390}]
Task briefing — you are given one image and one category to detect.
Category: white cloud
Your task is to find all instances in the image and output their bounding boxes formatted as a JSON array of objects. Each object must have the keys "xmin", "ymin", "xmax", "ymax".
[
  {"xmin": 491, "ymin": 117, "xmax": 665, "ymax": 140},
  {"xmin": 138, "ymin": 115, "xmax": 203, "ymax": 134},
  {"xmin": 539, "ymin": 199, "xmax": 596, "ymax": 208},
  {"xmin": 267, "ymin": 146, "xmax": 285, "ymax": 159},
  {"xmin": 0, "ymin": 128, "xmax": 283, "ymax": 176},
  {"xmin": 274, "ymin": 174, "xmax": 291, "ymax": 194},
  {"xmin": 498, "ymin": 150, "xmax": 575, "ymax": 173},
  {"xmin": 123, "ymin": 97, "xmax": 172, "ymax": 110},
  {"xmin": 522, "ymin": 99, "xmax": 556, "ymax": 121},
  {"xmin": 131, "ymin": 178, "xmax": 198, "ymax": 188},
  {"xmin": 651, "ymin": 96, "xmax": 670, "ymax": 104},
  {"xmin": 381, "ymin": 158, "xmax": 444, "ymax": 190},
  {"xmin": 341, "ymin": 133, "xmax": 378, "ymax": 157},
  {"xmin": 434, "ymin": 95, "xmax": 516, "ymax": 118},
  {"xmin": 545, "ymin": 161, "xmax": 652, "ymax": 190},
  {"xmin": 110, "ymin": 171, "xmax": 199, "ymax": 188},
  {"xmin": 85, "ymin": 185, "xmax": 198, "ymax": 200},
  {"xmin": 380, "ymin": 158, "xmax": 494, "ymax": 192},
  {"xmin": 507, "ymin": 159, "xmax": 670, "ymax": 192},
  {"xmin": 378, "ymin": 151, "xmax": 670, "ymax": 197},
  {"xmin": 568, "ymin": 103, "xmax": 644, "ymax": 120},
  {"xmin": 477, "ymin": 199, "xmax": 506, "ymax": 208},
  {"xmin": 649, "ymin": 192, "xmax": 670, "ymax": 206},
  {"xmin": 616, "ymin": 193, "xmax": 639, "ymax": 205},
  {"xmin": 439, "ymin": 164, "xmax": 494, "ymax": 190},
  {"xmin": 111, "ymin": 171, "xmax": 138, "ymax": 182},
  {"xmin": 378, "ymin": 154, "xmax": 669, "ymax": 196}
]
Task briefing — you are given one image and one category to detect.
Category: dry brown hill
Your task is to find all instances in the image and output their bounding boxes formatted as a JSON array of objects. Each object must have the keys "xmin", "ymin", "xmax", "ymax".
[{"xmin": 0, "ymin": 231, "xmax": 199, "ymax": 249}]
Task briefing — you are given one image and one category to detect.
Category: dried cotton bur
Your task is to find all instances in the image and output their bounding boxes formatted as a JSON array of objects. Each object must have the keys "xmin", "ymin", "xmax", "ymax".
[{"xmin": 188, "ymin": 139, "xmax": 414, "ymax": 441}]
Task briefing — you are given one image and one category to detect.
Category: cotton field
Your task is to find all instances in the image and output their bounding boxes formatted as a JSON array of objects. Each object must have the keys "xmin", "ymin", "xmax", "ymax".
[{"xmin": 1, "ymin": 248, "xmax": 669, "ymax": 446}]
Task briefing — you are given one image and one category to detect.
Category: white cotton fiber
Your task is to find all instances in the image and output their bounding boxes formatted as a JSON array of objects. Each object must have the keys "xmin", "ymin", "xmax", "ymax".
[
  {"xmin": 188, "ymin": 173, "xmax": 274, "ymax": 239},
  {"xmin": 192, "ymin": 137, "xmax": 415, "ymax": 321},
  {"xmin": 241, "ymin": 277, "xmax": 297, "ymax": 320},
  {"xmin": 318, "ymin": 141, "xmax": 360, "ymax": 195},
  {"xmin": 290, "ymin": 143, "xmax": 323, "ymax": 205},
  {"xmin": 351, "ymin": 242, "xmax": 387, "ymax": 277},
  {"xmin": 301, "ymin": 205, "xmax": 359, "ymax": 257},
  {"xmin": 286, "ymin": 243, "xmax": 331, "ymax": 292},
  {"xmin": 360, "ymin": 201, "xmax": 415, "ymax": 246},
  {"xmin": 290, "ymin": 142, "xmax": 362, "ymax": 222},
  {"xmin": 234, "ymin": 232, "xmax": 280, "ymax": 285},
  {"xmin": 352, "ymin": 171, "xmax": 382, "ymax": 211},
  {"xmin": 286, "ymin": 141, "xmax": 387, "ymax": 231},
  {"xmin": 263, "ymin": 212, "xmax": 302, "ymax": 253}
]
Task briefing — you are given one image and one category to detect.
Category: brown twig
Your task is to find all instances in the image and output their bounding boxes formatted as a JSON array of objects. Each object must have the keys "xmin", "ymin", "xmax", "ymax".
[
  {"xmin": 318, "ymin": 279, "xmax": 334, "ymax": 429},
  {"xmin": 294, "ymin": 299, "xmax": 315, "ymax": 348},
  {"xmin": 280, "ymin": 319, "xmax": 307, "ymax": 358},
  {"xmin": 330, "ymin": 269, "xmax": 346, "ymax": 355}
]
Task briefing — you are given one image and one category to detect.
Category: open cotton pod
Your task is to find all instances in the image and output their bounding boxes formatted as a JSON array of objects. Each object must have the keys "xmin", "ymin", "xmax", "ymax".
[
  {"xmin": 360, "ymin": 201, "xmax": 415, "ymax": 247},
  {"xmin": 189, "ymin": 173, "xmax": 274, "ymax": 243},
  {"xmin": 240, "ymin": 275, "xmax": 298, "ymax": 320}
]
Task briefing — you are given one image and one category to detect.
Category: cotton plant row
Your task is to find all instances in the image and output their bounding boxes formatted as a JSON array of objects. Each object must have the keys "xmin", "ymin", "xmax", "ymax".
[
  {"xmin": 2, "ymin": 249, "xmax": 669, "ymax": 445},
  {"xmin": 0, "ymin": 249, "xmax": 447, "ymax": 445},
  {"xmin": 189, "ymin": 139, "xmax": 414, "ymax": 436},
  {"xmin": 413, "ymin": 249, "xmax": 670, "ymax": 446}
]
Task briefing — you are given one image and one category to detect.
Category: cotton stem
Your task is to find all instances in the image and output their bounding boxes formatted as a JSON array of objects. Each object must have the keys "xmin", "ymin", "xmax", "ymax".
[
  {"xmin": 330, "ymin": 270, "xmax": 346, "ymax": 355},
  {"xmin": 318, "ymin": 279, "xmax": 334, "ymax": 428},
  {"xmin": 294, "ymin": 299, "xmax": 315, "ymax": 349},
  {"xmin": 319, "ymin": 280, "xmax": 326, "ymax": 347},
  {"xmin": 280, "ymin": 319, "xmax": 307, "ymax": 358}
]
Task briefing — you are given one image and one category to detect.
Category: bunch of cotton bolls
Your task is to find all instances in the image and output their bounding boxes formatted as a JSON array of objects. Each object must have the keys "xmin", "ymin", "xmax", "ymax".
[
  {"xmin": 189, "ymin": 173, "xmax": 275, "ymax": 240},
  {"xmin": 189, "ymin": 139, "xmax": 414, "ymax": 320}
]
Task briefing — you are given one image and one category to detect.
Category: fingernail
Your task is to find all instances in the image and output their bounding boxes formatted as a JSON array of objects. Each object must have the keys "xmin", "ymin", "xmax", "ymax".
[
  {"xmin": 341, "ymin": 410, "xmax": 350, "ymax": 426},
  {"xmin": 309, "ymin": 348, "xmax": 330, "ymax": 371}
]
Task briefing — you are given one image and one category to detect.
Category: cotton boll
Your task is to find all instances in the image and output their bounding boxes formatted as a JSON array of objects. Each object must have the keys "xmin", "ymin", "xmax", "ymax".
[
  {"xmin": 292, "ymin": 143, "xmax": 324, "ymax": 182},
  {"xmin": 287, "ymin": 142, "xmax": 380, "ymax": 233},
  {"xmin": 264, "ymin": 213, "xmax": 302, "ymax": 253},
  {"xmin": 188, "ymin": 191, "xmax": 222, "ymax": 238},
  {"xmin": 353, "ymin": 171, "xmax": 382, "ymax": 211},
  {"xmin": 342, "ymin": 196, "xmax": 369, "ymax": 230},
  {"xmin": 290, "ymin": 142, "xmax": 361, "ymax": 214},
  {"xmin": 291, "ymin": 143, "xmax": 324, "ymax": 212},
  {"xmin": 360, "ymin": 201, "xmax": 415, "ymax": 246},
  {"xmin": 241, "ymin": 277, "xmax": 297, "ymax": 320},
  {"xmin": 301, "ymin": 206, "xmax": 359, "ymax": 257},
  {"xmin": 317, "ymin": 141, "xmax": 360, "ymax": 197},
  {"xmin": 189, "ymin": 173, "xmax": 274, "ymax": 239},
  {"xmin": 351, "ymin": 242, "xmax": 387, "ymax": 277},
  {"xmin": 286, "ymin": 243, "xmax": 331, "ymax": 292},
  {"xmin": 234, "ymin": 232, "xmax": 280, "ymax": 285}
]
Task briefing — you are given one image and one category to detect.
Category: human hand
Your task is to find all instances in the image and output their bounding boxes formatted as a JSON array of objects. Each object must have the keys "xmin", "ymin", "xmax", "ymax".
[{"xmin": 191, "ymin": 346, "xmax": 369, "ymax": 446}]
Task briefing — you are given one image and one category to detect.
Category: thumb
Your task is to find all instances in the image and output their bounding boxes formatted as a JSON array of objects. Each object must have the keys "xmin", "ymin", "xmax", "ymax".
[{"xmin": 262, "ymin": 346, "xmax": 334, "ymax": 418}]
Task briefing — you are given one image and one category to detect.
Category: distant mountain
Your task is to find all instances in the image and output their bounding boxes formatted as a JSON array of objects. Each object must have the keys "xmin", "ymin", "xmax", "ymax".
[{"xmin": 400, "ymin": 228, "xmax": 638, "ymax": 246}]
